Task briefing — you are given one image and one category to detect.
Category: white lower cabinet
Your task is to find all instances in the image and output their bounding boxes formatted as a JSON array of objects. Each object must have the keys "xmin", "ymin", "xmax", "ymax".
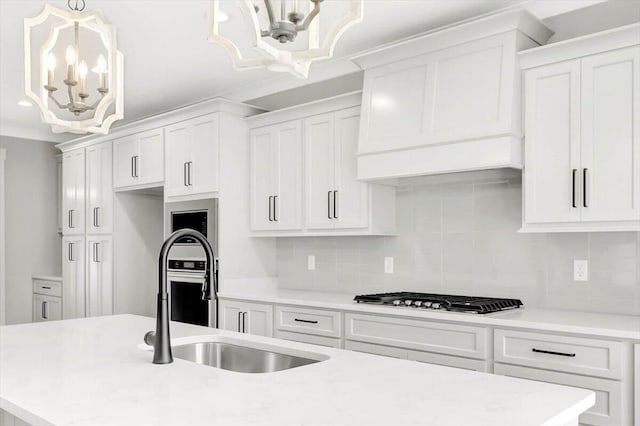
[
  {"xmin": 274, "ymin": 305, "xmax": 342, "ymax": 348},
  {"xmin": 218, "ymin": 299, "xmax": 273, "ymax": 337},
  {"xmin": 494, "ymin": 328, "xmax": 633, "ymax": 426},
  {"xmin": 32, "ymin": 294, "xmax": 62, "ymax": 322},
  {"xmin": 494, "ymin": 363, "xmax": 625, "ymax": 426},
  {"xmin": 32, "ymin": 278, "xmax": 63, "ymax": 322},
  {"xmin": 345, "ymin": 313, "xmax": 488, "ymax": 359},
  {"xmin": 62, "ymin": 236, "xmax": 85, "ymax": 319},
  {"xmin": 86, "ymin": 236, "xmax": 113, "ymax": 317},
  {"xmin": 62, "ymin": 235, "xmax": 113, "ymax": 319}
]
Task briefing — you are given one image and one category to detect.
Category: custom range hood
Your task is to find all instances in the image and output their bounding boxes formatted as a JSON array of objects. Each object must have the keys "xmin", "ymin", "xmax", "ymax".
[{"xmin": 351, "ymin": 9, "xmax": 552, "ymax": 182}]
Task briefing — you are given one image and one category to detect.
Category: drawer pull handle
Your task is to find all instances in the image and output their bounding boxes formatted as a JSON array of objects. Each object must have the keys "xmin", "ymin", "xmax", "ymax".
[
  {"xmin": 294, "ymin": 318, "xmax": 318, "ymax": 324},
  {"xmin": 42, "ymin": 286, "xmax": 52, "ymax": 289},
  {"xmin": 532, "ymin": 348, "xmax": 576, "ymax": 357}
]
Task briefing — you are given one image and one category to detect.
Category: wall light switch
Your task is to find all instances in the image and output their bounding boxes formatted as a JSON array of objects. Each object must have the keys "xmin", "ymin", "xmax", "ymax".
[
  {"xmin": 573, "ymin": 259, "xmax": 588, "ymax": 281},
  {"xmin": 307, "ymin": 255, "xmax": 315, "ymax": 271},
  {"xmin": 384, "ymin": 257, "xmax": 394, "ymax": 274}
]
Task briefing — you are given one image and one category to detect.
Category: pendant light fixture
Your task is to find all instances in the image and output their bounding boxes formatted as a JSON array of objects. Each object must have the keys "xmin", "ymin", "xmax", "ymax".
[
  {"xmin": 209, "ymin": 0, "xmax": 363, "ymax": 78},
  {"xmin": 24, "ymin": 0, "xmax": 124, "ymax": 134}
]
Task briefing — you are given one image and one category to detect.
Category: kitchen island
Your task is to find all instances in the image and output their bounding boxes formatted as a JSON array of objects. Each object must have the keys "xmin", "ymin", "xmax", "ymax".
[{"xmin": 0, "ymin": 315, "xmax": 594, "ymax": 426}]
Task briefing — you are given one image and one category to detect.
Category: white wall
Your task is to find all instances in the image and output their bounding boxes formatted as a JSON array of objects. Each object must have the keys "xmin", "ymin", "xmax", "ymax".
[
  {"xmin": 0, "ymin": 136, "xmax": 61, "ymax": 324},
  {"xmin": 276, "ymin": 171, "xmax": 640, "ymax": 316}
]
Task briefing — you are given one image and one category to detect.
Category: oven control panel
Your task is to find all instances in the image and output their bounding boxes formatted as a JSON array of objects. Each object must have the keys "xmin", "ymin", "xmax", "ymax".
[{"xmin": 168, "ymin": 259, "xmax": 206, "ymax": 271}]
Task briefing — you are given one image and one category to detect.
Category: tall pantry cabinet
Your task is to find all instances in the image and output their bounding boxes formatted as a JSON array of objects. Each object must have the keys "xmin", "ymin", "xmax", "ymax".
[{"xmin": 61, "ymin": 142, "xmax": 113, "ymax": 319}]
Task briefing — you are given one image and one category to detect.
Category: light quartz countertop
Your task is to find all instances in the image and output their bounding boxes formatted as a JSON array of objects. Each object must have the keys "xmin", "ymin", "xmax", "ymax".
[
  {"xmin": 217, "ymin": 288, "xmax": 640, "ymax": 341},
  {"xmin": 0, "ymin": 315, "xmax": 594, "ymax": 426}
]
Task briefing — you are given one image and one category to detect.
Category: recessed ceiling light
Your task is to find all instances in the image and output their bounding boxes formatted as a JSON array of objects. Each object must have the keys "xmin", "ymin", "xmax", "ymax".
[{"xmin": 17, "ymin": 100, "xmax": 33, "ymax": 107}]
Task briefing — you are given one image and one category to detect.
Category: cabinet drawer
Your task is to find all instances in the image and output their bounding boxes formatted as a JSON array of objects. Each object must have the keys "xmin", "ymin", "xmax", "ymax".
[
  {"xmin": 33, "ymin": 279, "xmax": 62, "ymax": 297},
  {"xmin": 495, "ymin": 363, "xmax": 626, "ymax": 426},
  {"xmin": 275, "ymin": 330, "xmax": 342, "ymax": 349},
  {"xmin": 494, "ymin": 329, "xmax": 623, "ymax": 379},
  {"xmin": 407, "ymin": 350, "xmax": 490, "ymax": 372},
  {"xmin": 345, "ymin": 340, "xmax": 408, "ymax": 359},
  {"xmin": 345, "ymin": 313, "xmax": 488, "ymax": 359},
  {"xmin": 276, "ymin": 306, "xmax": 341, "ymax": 338}
]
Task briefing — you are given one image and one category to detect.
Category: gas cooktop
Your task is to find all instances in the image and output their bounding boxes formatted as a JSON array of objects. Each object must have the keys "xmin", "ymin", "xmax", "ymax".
[{"xmin": 353, "ymin": 292, "xmax": 523, "ymax": 314}]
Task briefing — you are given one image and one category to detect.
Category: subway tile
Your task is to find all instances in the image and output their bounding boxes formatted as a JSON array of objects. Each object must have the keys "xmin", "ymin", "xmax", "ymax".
[{"xmin": 441, "ymin": 182, "xmax": 474, "ymax": 233}]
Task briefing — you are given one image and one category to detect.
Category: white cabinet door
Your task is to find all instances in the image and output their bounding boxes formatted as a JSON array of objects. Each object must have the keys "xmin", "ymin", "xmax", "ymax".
[
  {"xmin": 62, "ymin": 149, "xmax": 85, "ymax": 235},
  {"xmin": 334, "ymin": 107, "xmax": 369, "ymax": 229},
  {"xmin": 62, "ymin": 236, "xmax": 85, "ymax": 319},
  {"xmin": 190, "ymin": 114, "xmax": 220, "ymax": 195},
  {"xmin": 217, "ymin": 300, "xmax": 273, "ymax": 337},
  {"xmin": 250, "ymin": 127, "xmax": 275, "ymax": 231},
  {"xmin": 114, "ymin": 130, "xmax": 164, "ymax": 190},
  {"xmin": 165, "ymin": 122, "xmax": 192, "ymax": 197},
  {"xmin": 305, "ymin": 113, "xmax": 335, "ymax": 230},
  {"xmin": 165, "ymin": 114, "xmax": 219, "ymax": 199},
  {"xmin": 86, "ymin": 142, "xmax": 113, "ymax": 234},
  {"xmin": 86, "ymin": 236, "xmax": 113, "ymax": 317},
  {"xmin": 245, "ymin": 307, "xmax": 273, "ymax": 337},
  {"xmin": 273, "ymin": 121, "xmax": 303, "ymax": 231},
  {"xmin": 32, "ymin": 294, "xmax": 62, "ymax": 322},
  {"xmin": 137, "ymin": 129, "xmax": 164, "ymax": 185},
  {"xmin": 113, "ymin": 136, "xmax": 138, "ymax": 188},
  {"xmin": 524, "ymin": 60, "xmax": 582, "ymax": 224},
  {"xmin": 580, "ymin": 47, "xmax": 640, "ymax": 222},
  {"xmin": 219, "ymin": 301, "xmax": 244, "ymax": 333}
]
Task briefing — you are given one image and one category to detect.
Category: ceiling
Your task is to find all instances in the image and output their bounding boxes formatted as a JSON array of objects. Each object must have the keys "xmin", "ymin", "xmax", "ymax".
[{"xmin": 0, "ymin": 0, "xmax": 610, "ymax": 142}]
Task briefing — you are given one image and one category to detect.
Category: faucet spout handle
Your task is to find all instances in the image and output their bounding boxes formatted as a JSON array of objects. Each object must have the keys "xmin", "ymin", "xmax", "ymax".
[{"xmin": 143, "ymin": 331, "xmax": 156, "ymax": 346}]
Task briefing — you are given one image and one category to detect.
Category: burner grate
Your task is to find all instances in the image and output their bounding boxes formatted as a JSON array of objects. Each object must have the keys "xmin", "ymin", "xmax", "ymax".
[{"xmin": 353, "ymin": 292, "xmax": 523, "ymax": 314}]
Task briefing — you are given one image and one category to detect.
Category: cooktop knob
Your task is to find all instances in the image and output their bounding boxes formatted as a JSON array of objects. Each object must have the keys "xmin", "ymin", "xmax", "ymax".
[
  {"xmin": 414, "ymin": 301, "xmax": 422, "ymax": 307},
  {"xmin": 423, "ymin": 302, "xmax": 432, "ymax": 308},
  {"xmin": 404, "ymin": 300, "xmax": 413, "ymax": 306},
  {"xmin": 431, "ymin": 302, "xmax": 441, "ymax": 309},
  {"xmin": 392, "ymin": 300, "xmax": 402, "ymax": 306}
]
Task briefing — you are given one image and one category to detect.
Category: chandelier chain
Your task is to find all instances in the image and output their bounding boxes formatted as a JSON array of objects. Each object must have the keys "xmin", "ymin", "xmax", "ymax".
[{"xmin": 67, "ymin": 0, "xmax": 86, "ymax": 12}]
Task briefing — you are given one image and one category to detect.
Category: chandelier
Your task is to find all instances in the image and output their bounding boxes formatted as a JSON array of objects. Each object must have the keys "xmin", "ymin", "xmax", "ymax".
[
  {"xmin": 209, "ymin": 0, "xmax": 363, "ymax": 78},
  {"xmin": 24, "ymin": 1, "xmax": 124, "ymax": 134}
]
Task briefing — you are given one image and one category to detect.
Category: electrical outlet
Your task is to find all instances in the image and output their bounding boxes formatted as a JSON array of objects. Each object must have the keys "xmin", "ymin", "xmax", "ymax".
[
  {"xmin": 573, "ymin": 259, "xmax": 588, "ymax": 281},
  {"xmin": 384, "ymin": 257, "xmax": 394, "ymax": 274},
  {"xmin": 307, "ymin": 255, "xmax": 315, "ymax": 271}
]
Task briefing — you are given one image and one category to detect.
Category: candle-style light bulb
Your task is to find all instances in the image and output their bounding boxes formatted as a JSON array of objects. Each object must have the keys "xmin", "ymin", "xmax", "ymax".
[
  {"xmin": 78, "ymin": 60, "xmax": 88, "ymax": 79},
  {"xmin": 47, "ymin": 53, "xmax": 57, "ymax": 71},
  {"xmin": 95, "ymin": 54, "xmax": 107, "ymax": 73},
  {"xmin": 65, "ymin": 45, "xmax": 76, "ymax": 65},
  {"xmin": 65, "ymin": 45, "xmax": 76, "ymax": 82},
  {"xmin": 78, "ymin": 60, "xmax": 88, "ymax": 97},
  {"xmin": 46, "ymin": 52, "xmax": 56, "ymax": 88}
]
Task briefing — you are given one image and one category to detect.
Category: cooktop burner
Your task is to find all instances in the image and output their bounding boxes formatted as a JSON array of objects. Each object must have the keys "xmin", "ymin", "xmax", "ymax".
[{"xmin": 353, "ymin": 292, "xmax": 523, "ymax": 314}]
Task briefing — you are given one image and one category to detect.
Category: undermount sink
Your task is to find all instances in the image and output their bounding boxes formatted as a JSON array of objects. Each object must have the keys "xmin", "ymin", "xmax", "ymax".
[{"xmin": 145, "ymin": 336, "xmax": 329, "ymax": 373}]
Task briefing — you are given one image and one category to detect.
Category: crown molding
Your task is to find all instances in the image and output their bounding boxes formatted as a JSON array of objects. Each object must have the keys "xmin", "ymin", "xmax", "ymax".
[{"xmin": 0, "ymin": 124, "xmax": 70, "ymax": 143}]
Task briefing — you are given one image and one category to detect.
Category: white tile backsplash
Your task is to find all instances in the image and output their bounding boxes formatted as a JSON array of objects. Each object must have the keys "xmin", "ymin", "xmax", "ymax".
[{"xmin": 276, "ymin": 174, "xmax": 640, "ymax": 315}]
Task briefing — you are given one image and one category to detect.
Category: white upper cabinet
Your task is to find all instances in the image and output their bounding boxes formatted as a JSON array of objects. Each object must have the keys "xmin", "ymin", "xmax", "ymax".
[
  {"xmin": 352, "ymin": 10, "xmax": 551, "ymax": 182},
  {"xmin": 580, "ymin": 48, "xmax": 640, "ymax": 223},
  {"xmin": 62, "ymin": 149, "xmax": 85, "ymax": 235},
  {"xmin": 523, "ymin": 60, "xmax": 582, "ymax": 225},
  {"xmin": 305, "ymin": 107, "xmax": 369, "ymax": 230},
  {"xmin": 248, "ymin": 93, "xmax": 396, "ymax": 236},
  {"xmin": 86, "ymin": 142, "xmax": 113, "ymax": 234},
  {"xmin": 250, "ymin": 120, "xmax": 303, "ymax": 231},
  {"xmin": 113, "ymin": 128, "xmax": 164, "ymax": 190},
  {"xmin": 165, "ymin": 113, "xmax": 220, "ymax": 201},
  {"xmin": 520, "ymin": 25, "xmax": 640, "ymax": 232}
]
